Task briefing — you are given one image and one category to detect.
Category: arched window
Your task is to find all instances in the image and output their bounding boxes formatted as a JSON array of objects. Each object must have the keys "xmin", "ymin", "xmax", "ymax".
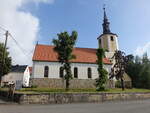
[
  {"xmin": 44, "ymin": 66, "xmax": 49, "ymax": 77},
  {"xmin": 74, "ymin": 67, "xmax": 78, "ymax": 78},
  {"xmin": 59, "ymin": 67, "xmax": 64, "ymax": 78},
  {"xmin": 88, "ymin": 68, "xmax": 92, "ymax": 78}
]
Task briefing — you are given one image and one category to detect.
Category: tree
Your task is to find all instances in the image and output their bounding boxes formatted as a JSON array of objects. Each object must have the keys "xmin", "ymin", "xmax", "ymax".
[
  {"xmin": 126, "ymin": 55, "xmax": 142, "ymax": 88},
  {"xmin": 142, "ymin": 53, "xmax": 150, "ymax": 64},
  {"xmin": 95, "ymin": 48, "xmax": 108, "ymax": 91},
  {"xmin": 53, "ymin": 31, "xmax": 77, "ymax": 90},
  {"xmin": 139, "ymin": 64, "xmax": 150, "ymax": 89},
  {"xmin": 109, "ymin": 50, "xmax": 131, "ymax": 90},
  {"xmin": 126, "ymin": 54, "xmax": 150, "ymax": 89},
  {"xmin": 0, "ymin": 43, "xmax": 11, "ymax": 85}
]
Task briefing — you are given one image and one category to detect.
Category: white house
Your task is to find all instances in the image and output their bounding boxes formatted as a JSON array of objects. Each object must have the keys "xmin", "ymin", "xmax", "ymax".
[{"xmin": 2, "ymin": 65, "xmax": 30, "ymax": 88}]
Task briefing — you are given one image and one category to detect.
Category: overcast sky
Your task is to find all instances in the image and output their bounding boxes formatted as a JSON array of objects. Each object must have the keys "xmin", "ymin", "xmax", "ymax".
[{"xmin": 0, "ymin": 0, "xmax": 150, "ymax": 65}]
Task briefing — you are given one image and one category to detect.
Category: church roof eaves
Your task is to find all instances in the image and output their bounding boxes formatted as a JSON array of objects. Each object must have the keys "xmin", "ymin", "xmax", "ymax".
[{"xmin": 97, "ymin": 33, "xmax": 118, "ymax": 39}]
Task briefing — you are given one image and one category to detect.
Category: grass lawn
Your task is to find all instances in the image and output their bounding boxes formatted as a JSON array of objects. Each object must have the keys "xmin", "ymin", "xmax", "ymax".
[
  {"xmin": 1, "ymin": 87, "xmax": 150, "ymax": 94},
  {"xmin": 17, "ymin": 88, "xmax": 150, "ymax": 93}
]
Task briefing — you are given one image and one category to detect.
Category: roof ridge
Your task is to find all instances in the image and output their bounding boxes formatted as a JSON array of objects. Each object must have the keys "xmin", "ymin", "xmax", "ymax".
[{"xmin": 37, "ymin": 44, "xmax": 97, "ymax": 50}]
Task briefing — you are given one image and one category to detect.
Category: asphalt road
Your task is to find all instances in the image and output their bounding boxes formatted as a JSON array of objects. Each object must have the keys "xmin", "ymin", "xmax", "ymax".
[{"xmin": 0, "ymin": 99, "xmax": 150, "ymax": 113}]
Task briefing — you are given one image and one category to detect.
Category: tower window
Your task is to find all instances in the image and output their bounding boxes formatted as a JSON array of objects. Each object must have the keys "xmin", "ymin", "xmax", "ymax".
[
  {"xmin": 88, "ymin": 68, "xmax": 92, "ymax": 78},
  {"xmin": 99, "ymin": 39, "xmax": 101, "ymax": 44},
  {"xmin": 44, "ymin": 66, "xmax": 49, "ymax": 77},
  {"xmin": 59, "ymin": 67, "xmax": 64, "ymax": 78},
  {"xmin": 111, "ymin": 36, "xmax": 114, "ymax": 41},
  {"xmin": 74, "ymin": 67, "xmax": 78, "ymax": 78}
]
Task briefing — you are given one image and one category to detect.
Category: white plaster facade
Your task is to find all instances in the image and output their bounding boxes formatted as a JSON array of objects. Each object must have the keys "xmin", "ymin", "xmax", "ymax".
[{"xmin": 32, "ymin": 61, "xmax": 112, "ymax": 79}]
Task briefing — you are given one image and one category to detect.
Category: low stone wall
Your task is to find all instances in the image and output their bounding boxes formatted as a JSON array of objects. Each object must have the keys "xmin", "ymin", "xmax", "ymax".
[
  {"xmin": 1, "ymin": 90, "xmax": 150, "ymax": 104},
  {"xmin": 30, "ymin": 78, "xmax": 115, "ymax": 89},
  {"xmin": 17, "ymin": 92, "xmax": 150, "ymax": 104}
]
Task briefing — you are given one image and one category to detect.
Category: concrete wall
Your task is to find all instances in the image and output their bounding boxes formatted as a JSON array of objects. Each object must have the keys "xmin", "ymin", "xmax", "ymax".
[
  {"xmin": 30, "ymin": 78, "xmax": 96, "ymax": 89},
  {"xmin": 32, "ymin": 61, "xmax": 112, "ymax": 80},
  {"xmin": 1, "ymin": 91, "xmax": 150, "ymax": 104},
  {"xmin": 15, "ymin": 92, "xmax": 150, "ymax": 104},
  {"xmin": 30, "ymin": 78, "xmax": 115, "ymax": 89}
]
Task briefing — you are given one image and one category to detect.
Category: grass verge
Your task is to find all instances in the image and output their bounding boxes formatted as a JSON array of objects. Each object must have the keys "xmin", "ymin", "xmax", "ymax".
[
  {"xmin": 17, "ymin": 88, "xmax": 150, "ymax": 93},
  {"xmin": 1, "ymin": 87, "xmax": 150, "ymax": 94}
]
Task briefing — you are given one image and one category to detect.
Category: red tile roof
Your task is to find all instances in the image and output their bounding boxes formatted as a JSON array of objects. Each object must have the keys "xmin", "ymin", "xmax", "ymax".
[{"xmin": 32, "ymin": 44, "xmax": 112, "ymax": 65}]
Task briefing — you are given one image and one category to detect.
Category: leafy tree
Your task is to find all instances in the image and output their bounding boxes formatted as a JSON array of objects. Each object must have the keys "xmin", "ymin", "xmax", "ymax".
[
  {"xmin": 96, "ymin": 48, "xmax": 108, "ymax": 91},
  {"xmin": 109, "ymin": 51, "xmax": 131, "ymax": 90},
  {"xmin": 126, "ymin": 55, "xmax": 142, "ymax": 88},
  {"xmin": 142, "ymin": 53, "xmax": 150, "ymax": 64},
  {"xmin": 139, "ymin": 64, "xmax": 150, "ymax": 89},
  {"xmin": 0, "ymin": 43, "xmax": 11, "ymax": 85},
  {"xmin": 53, "ymin": 31, "xmax": 77, "ymax": 90},
  {"xmin": 126, "ymin": 53, "xmax": 150, "ymax": 89}
]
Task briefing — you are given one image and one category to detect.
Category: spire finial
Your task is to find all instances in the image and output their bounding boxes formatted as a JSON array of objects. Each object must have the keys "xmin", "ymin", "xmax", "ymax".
[
  {"xmin": 102, "ymin": 5, "xmax": 111, "ymax": 34},
  {"xmin": 103, "ymin": 4, "xmax": 106, "ymax": 11},
  {"xmin": 103, "ymin": 4, "xmax": 107, "ymax": 20}
]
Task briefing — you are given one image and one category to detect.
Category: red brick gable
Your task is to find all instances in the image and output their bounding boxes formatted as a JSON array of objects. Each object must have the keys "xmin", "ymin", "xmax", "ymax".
[{"xmin": 32, "ymin": 44, "xmax": 112, "ymax": 65}]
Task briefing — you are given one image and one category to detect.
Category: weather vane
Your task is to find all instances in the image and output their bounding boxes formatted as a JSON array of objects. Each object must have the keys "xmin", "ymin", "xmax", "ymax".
[{"xmin": 103, "ymin": 4, "xmax": 106, "ymax": 10}]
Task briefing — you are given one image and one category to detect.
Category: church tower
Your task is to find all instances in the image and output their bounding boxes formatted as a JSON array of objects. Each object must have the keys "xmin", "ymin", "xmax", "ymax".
[{"xmin": 98, "ymin": 7, "xmax": 119, "ymax": 58}]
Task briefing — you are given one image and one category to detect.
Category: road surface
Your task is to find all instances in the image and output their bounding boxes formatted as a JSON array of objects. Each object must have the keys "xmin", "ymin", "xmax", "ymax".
[{"xmin": 0, "ymin": 99, "xmax": 150, "ymax": 113}]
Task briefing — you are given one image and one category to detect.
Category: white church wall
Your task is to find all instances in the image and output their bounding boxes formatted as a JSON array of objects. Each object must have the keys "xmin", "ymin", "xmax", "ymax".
[
  {"xmin": 32, "ymin": 61, "xmax": 112, "ymax": 79},
  {"xmin": 32, "ymin": 61, "xmax": 60, "ymax": 78},
  {"xmin": 70, "ymin": 63, "xmax": 98, "ymax": 79}
]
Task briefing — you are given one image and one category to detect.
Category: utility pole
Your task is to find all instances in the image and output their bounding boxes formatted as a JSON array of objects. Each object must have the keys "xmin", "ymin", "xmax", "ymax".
[{"xmin": 0, "ymin": 31, "xmax": 9, "ymax": 86}]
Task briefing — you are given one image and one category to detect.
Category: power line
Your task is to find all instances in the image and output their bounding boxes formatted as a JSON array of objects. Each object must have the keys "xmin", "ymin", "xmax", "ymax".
[
  {"xmin": 0, "ymin": 33, "xmax": 5, "ymax": 37},
  {"xmin": 0, "ymin": 26, "xmax": 7, "ymax": 32},
  {"xmin": 9, "ymin": 33, "xmax": 33, "ymax": 65},
  {"xmin": 9, "ymin": 33, "xmax": 30, "ymax": 57},
  {"xmin": 0, "ymin": 27, "xmax": 33, "ymax": 62}
]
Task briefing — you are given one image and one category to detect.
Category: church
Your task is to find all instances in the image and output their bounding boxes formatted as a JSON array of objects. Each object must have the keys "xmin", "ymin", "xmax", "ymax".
[{"xmin": 30, "ymin": 8, "xmax": 119, "ymax": 89}]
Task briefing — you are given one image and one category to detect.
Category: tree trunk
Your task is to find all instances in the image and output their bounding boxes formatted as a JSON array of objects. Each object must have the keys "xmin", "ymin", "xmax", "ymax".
[
  {"xmin": 65, "ymin": 78, "xmax": 69, "ymax": 91},
  {"xmin": 121, "ymin": 78, "xmax": 125, "ymax": 91},
  {"xmin": 0, "ymin": 76, "xmax": 1, "ymax": 87},
  {"xmin": 64, "ymin": 62, "xmax": 71, "ymax": 91},
  {"xmin": 0, "ymin": 68, "xmax": 3, "ymax": 87}
]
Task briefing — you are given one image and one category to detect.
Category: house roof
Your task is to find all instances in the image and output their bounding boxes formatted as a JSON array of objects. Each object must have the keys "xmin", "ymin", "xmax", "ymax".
[
  {"xmin": 11, "ymin": 65, "xmax": 27, "ymax": 73},
  {"xmin": 32, "ymin": 44, "xmax": 112, "ymax": 65}
]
